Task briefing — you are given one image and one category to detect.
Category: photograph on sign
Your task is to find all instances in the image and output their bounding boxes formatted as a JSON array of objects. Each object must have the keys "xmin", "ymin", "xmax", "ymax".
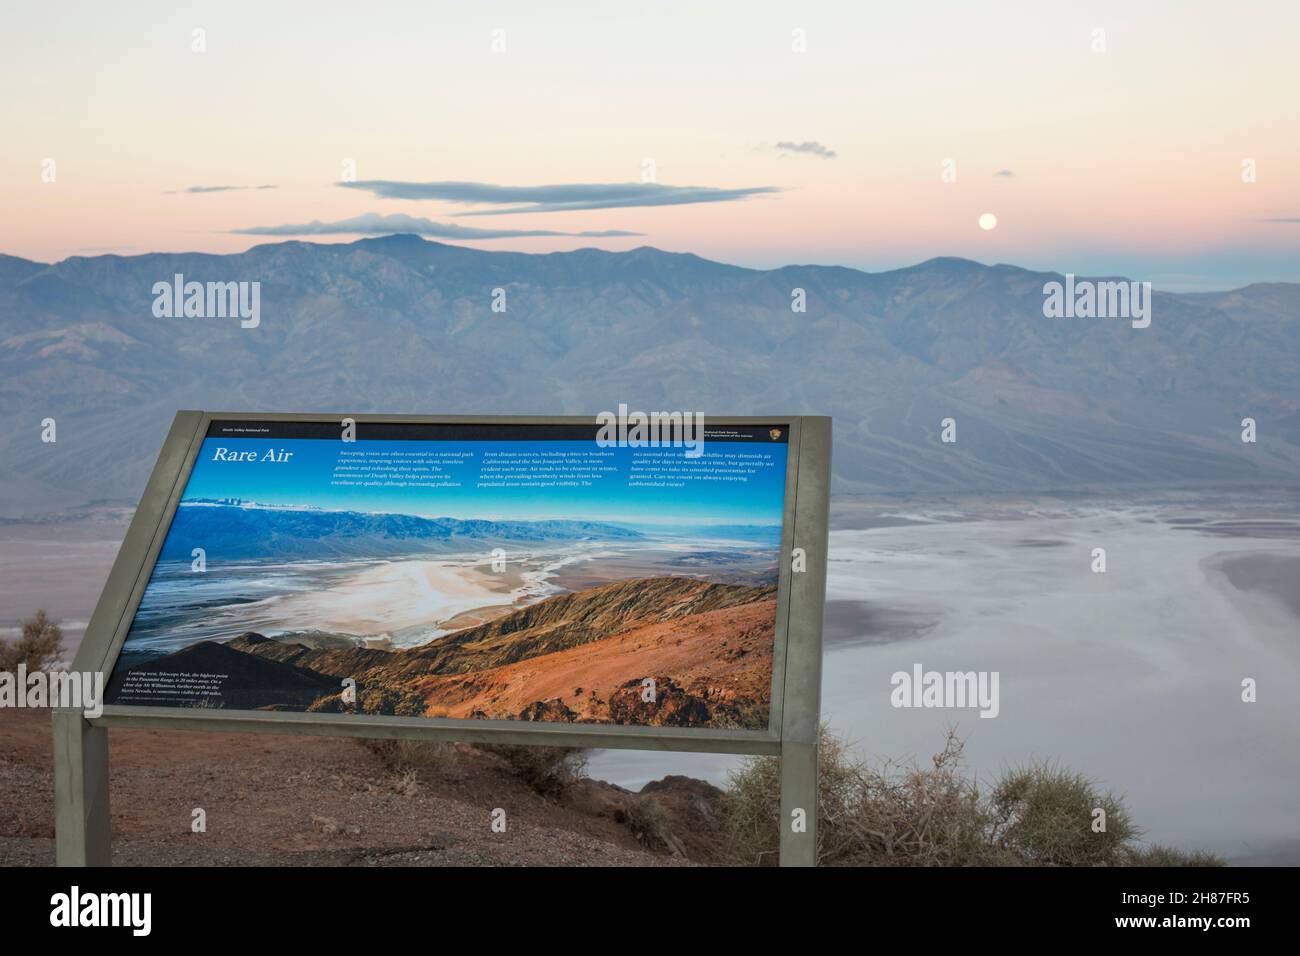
[{"xmin": 104, "ymin": 420, "xmax": 791, "ymax": 729}]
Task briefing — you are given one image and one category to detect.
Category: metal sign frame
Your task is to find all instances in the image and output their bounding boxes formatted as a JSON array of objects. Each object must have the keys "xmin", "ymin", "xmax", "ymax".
[{"xmin": 54, "ymin": 410, "xmax": 830, "ymax": 866}]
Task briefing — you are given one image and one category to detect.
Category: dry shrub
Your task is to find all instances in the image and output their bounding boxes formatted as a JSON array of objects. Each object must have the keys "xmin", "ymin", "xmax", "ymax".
[
  {"xmin": 358, "ymin": 737, "xmax": 458, "ymax": 777},
  {"xmin": 845, "ymin": 729, "xmax": 998, "ymax": 866},
  {"xmin": 477, "ymin": 744, "xmax": 588, "ymax": 798},
  {"xmin": 1125, "ymin": 844, "xmax": 1224, "ymax": 867},
  {"xmin": 390, "ymin": 767, "xmax": 419, "ymax": 798},
  {"xmin": 989, "ymin": 762, "xmax": 1136, "ymax": 866},
  {"xmin": 0, "ymin": 611, "xmax": 64, "ymax": 673},
  {"xmin": 723, "ymin": 726, "xmax": 874, "ymax": 866},
  {"xmin": 622, "ymin": 795, "xmax": 673, "ymax": 851},
  {"xmin": 721, "ymin": 745, "xmax": 783, "ymax": 866},
  {"xmin": 724, "ymin": 726, "xmax": 1224, "ymax": 867}
]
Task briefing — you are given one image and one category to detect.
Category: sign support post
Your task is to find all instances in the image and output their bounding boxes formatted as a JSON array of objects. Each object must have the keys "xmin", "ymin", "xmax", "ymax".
[
  {"xmin": 779, "ymin": 415, "xmax": 830, "ymax": 867},
  {"xmin": 55, "ymin": 409, "xmax": 206, "ymax": 867},
  {"xmin": 53, "ymin": 708, "xmax": 111, "ymax": 866}
]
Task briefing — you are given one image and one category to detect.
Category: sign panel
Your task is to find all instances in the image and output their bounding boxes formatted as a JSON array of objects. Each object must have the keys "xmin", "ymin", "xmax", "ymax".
[{"xmin": 104, "ymin": 419, "xmax": 793, "ymax": 731}]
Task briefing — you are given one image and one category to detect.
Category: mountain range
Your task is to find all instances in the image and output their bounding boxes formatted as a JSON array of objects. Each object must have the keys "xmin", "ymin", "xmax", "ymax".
[
  {"xmin": 157, "ymin": 503, "xmax": 640, "ymax": 560},
  {"xmin": 3, "ymin": 235, "xmax": 1299, "ymax": 514}
]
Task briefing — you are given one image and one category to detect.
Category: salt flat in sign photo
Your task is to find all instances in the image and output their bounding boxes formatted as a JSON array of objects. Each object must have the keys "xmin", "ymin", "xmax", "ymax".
[{"xmin": 56, "ymin": 412, "xmax": 831, "ymax": 866}]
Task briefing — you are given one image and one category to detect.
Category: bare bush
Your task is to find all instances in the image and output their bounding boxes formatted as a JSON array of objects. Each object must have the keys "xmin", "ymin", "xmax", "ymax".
[
  {"xmin": 725, "ymin": 727, "xmax": 996, "ymax": 866},
  {"xmin": 477, "ymin": 744, "xmax": 588, "ymax": 798},
  {"xmin": 724, "ymin": 725, "xmax": 1223, "ymax": 867},
  {"xmin": 0, "ymin": 610, "xmax": 65, "ymax": 673},
  {"xmin": 845, "ymin": 729, "xmax": 1001, "ymax": 866},
  {"xmin": 1124, "ymin": 844, "xmax": 1225, "ymax": 867},
  {"xmin": 357, "ymin": 737, "xmax": 458, "ymax": 779}
]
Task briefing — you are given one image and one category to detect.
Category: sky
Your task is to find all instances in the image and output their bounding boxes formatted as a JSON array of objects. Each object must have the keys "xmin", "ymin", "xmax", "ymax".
[
  {"xmin": 180, "ymin": 437, "xmax": 790, "ymax": 525},
  {"xmin": 1, "ymin": 0, "xmax": 1298, "ymax": 290}
]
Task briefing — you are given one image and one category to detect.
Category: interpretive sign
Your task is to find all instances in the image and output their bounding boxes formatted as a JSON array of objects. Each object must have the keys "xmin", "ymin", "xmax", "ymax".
[{"xmin": 54, "ymin": 412, "xmax": 830, "ymax": 866}]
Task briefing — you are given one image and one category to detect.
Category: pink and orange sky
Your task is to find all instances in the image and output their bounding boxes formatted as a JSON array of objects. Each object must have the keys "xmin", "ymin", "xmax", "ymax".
[{"xmin": 1, "ymin": 0, "xmax": 1297, "ymax": 289}]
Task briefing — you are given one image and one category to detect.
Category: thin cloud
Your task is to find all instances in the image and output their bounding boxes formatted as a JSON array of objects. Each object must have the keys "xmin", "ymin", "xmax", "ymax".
[
  {"xmin": 231, "ymin": 212, "xmax": 642, "ymax": 239},
  {"xmin": 337, "ymin": 180, "xmax": 779, "ymax": 215},
  {"xmin": 993, "ymin": 169, "xmax": 1016, "ymax": 177},
  {"xmin": 774, "ymin": 140, "xmax": 837, "ymax": 159},
  {"xmin": 1260, "ymin": 217, "xmax": 1300, "ymax": 223},
  {"xmin": 175, "ymin": 184, "xmax": 279, "ymax": 194}
]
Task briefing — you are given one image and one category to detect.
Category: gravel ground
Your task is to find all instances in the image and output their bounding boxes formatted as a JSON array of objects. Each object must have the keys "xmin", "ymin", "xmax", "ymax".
[{"xmin": 0, "ymin": 709, "xmax": 693, "ymax": 867}]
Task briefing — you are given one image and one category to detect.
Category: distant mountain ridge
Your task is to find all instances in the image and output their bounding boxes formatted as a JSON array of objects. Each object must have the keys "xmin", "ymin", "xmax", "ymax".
[
  {"xmin": 2, "ymin": 235, "xmax": 1299, "ymax": 512},
  {"xmin": 157, "ymin": 502, "xmax": 640, "ymax": 560}
]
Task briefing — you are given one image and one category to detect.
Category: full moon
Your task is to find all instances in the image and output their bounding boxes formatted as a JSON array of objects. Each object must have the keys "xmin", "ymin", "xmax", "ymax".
[{"xmin": 978, "ymin": 213, "xmax": 998, "ymax": 231}]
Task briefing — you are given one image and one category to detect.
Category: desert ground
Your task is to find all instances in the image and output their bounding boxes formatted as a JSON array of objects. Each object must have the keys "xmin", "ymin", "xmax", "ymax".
[{"xmin": 0, "ymin": 707, "xmax": 720, "ymax": 866}]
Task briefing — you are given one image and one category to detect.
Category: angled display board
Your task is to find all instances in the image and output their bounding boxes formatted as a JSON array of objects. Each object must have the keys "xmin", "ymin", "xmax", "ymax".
[{"xmin": 55, "ymin": 411, "xmax": 831, "ymax": 866}]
